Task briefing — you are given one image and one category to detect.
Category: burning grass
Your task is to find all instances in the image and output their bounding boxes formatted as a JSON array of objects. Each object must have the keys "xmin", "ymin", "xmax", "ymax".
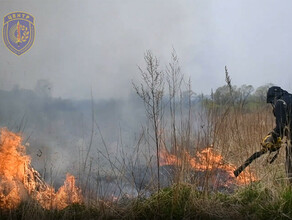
[
  {"xmin": 0, "ymin": 98, "xmax": 290, "ymax": 219},
  {"xmin": 0, "ymin": 128, "xmax": 82, "ymax": 210},
  {"xmin": 0, "ymin": 114, "xmax": 292, "ymax": 219},
  {"xmin": 159, "ymin": 144, "xmax": 256, "ymax": 189}
]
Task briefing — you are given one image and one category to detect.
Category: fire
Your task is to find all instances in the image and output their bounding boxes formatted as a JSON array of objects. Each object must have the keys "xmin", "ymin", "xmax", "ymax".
[
  {"xmin": 0, "ymin": 128, "xmax": 82, "ymax": 210},
  {"xmin": 159, "ymin": 144, "xmax": 256, "ymax": 186},
  {"xmin": 53, "ymin": 173, "xmax": 82, "ymax": 210},
  {"xmin": 159, "ymin": 146, "xmax": 182, "ymax": 167}
]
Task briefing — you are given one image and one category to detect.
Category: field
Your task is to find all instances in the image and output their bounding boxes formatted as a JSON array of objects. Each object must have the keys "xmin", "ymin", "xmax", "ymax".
[
  {"xmin": 0, "ymin": 56, "xmax": 290, "ymax": 219},
  {"xmin": 1, "ymin": 104, "xmax": 291, "ymax": 220}
]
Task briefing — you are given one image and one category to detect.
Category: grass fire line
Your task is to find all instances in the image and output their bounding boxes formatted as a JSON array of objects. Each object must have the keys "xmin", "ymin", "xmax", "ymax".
[
  {"xmin": 0, "ymin": 126, "xmax": 257, "ymax": 211},
  {"xmin": 159, "ymin": 143, "xmax": 256, "ymax": 187},
  {"xmin": 0, "ymin": 127, "xmax": 82, "ymax": 210}
]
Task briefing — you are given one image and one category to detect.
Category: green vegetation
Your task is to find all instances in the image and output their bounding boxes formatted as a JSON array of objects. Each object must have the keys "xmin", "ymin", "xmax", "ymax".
[{"xmin": 2, "ymin": 183, "xmax": 292, "ymax": 219}]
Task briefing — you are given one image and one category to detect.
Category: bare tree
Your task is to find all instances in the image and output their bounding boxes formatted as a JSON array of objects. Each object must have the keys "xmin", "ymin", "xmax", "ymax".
[
  {"xmin": 166, "ymin": 49, "xmax": 183, "ymax": 156},
  {"xmin": 133, "ymin": 50, "xmax": 164, "ymax": 191}
]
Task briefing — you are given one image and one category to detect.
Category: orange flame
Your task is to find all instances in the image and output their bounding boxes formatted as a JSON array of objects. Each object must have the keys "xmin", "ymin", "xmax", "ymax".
[
  {"xmin": 0, "ymin": 128, "xmax": 82, "ymax": 210},
  {"xmin": 159, "ymin": 145, "xmax": 256, "ymax": 186}
]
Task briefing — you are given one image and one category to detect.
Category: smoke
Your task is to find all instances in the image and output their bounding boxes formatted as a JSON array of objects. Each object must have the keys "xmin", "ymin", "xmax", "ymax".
[
  {"xmin": 2, "ymin": 1, "xmax": 292, "ymax": 99},
  {"xmin": 0, "ymin": 0, "xmax": 206, "ymax": 99},
  {"xmin": 0, "ymin": 85, "xmax": 146, "ymax": 185},
  {"xmin": 2, "ymin": 0, "xmax": 292, "ymax": 201}
]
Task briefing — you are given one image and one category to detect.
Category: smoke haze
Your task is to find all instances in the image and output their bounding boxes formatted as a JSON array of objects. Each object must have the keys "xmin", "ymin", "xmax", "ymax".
[
  {"xmin": 1, "ymin": 1, "xmax": 292, "ymax": 99},
  {"xmin": 1, "ymin": 0, "xmax": 292, "ymax": 191}
]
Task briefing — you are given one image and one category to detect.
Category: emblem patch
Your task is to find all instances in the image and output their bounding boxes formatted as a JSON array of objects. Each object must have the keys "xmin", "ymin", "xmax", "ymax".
[{"xmin": 3, "ymin": 12, "xmax": 35, "ymax": 56}]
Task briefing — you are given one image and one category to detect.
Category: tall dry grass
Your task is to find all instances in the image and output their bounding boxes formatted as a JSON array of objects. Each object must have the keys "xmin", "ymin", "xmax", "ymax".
[{"xmin": 1, "ymin": 52, "xmax": 290, "ymax": 218}]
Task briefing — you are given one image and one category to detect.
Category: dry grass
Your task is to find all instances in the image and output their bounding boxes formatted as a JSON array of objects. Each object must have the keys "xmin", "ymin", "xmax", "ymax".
[
  {"xmin": 1, "ymin": 98, "xmax": 292, "ymax": 219},
  {"xmin": 1, "ymin": 55, "xmax": 289, "ymax": 218}
]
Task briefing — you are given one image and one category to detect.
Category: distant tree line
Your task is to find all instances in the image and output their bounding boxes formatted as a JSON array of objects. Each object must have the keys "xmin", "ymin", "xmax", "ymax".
[{"xmin": 202, "ymin": 83, "xmax": 274, "ymax": 110}]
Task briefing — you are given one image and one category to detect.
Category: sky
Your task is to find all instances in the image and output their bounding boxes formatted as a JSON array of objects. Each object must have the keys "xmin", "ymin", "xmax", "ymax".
[{"xmin": 1, "ymin": 0, "xmax": 292, "ymax": 100}]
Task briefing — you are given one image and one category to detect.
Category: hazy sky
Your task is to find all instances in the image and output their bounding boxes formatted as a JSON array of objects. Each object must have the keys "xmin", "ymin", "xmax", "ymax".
[{"xmin": 1, "ymin": 0, "xmax": 292, "ymax": 100}]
